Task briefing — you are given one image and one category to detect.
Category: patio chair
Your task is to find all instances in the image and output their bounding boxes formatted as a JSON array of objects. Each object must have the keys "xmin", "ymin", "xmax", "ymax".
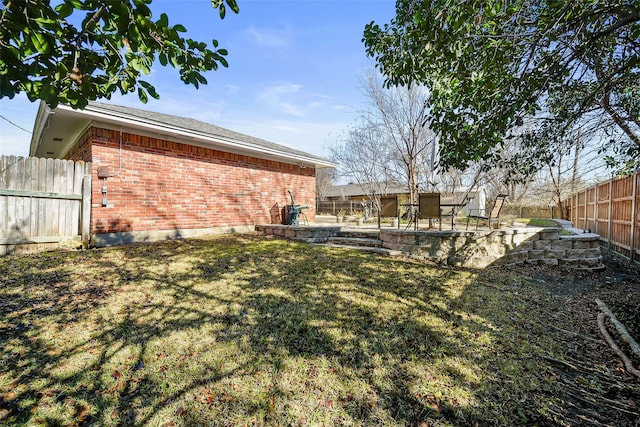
[
  {"xmin": 466, "ymin": 194, "xmax": 508, "ymax": 230},
  {"xmin": 441, "ymin": 193, "xmax": 474, "ymax": 230},
  {"xmin": 380, "ymin": 195, "xmax": 399, "ymax": 218},
  {"xmin": 418, "ymin": 192, "xmax": 441, "ymax": 229}
]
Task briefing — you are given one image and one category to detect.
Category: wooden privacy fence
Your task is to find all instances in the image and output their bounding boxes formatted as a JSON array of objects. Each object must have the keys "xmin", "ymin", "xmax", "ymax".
[
  {"xmin": 501, "ymin": 205, "xmax": 555, "ymax": 219},
  {"xmin": 320, "ymin": 200, "xmax": 557, "ymax": 219},
  {"xmin": 317, "ymin": 200, "xmax": 373, "ymax": 215},
  {"xmin": 0, "ymin": 156, "xmax": 92, "ymax": 255},
  {"xmin": 563, "ymin": 170, "xmax": 639, "ymax": 263}
]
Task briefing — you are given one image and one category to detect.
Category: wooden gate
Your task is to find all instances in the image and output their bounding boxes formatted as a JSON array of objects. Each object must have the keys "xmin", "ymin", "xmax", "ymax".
[{"xmin": 0, "ymin": 156, "xmax": 92, "ymax": 255}]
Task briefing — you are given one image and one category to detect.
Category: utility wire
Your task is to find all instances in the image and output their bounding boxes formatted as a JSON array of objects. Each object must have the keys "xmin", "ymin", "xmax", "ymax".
[{"xmin": 0, "ymin": 114, "xmax": 31, "ymax": 134}]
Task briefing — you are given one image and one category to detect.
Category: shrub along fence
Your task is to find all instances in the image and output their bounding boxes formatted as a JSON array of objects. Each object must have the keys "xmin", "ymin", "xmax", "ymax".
[
  {"xmin": 562, "ymin": 170, "xmax": 639, "ymax": 263},
  {"xmin": 0, "ymin": 156, "xmax": 92, "ymax": 255}
]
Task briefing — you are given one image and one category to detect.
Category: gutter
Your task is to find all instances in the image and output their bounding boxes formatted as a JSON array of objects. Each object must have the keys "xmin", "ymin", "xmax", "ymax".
[
  {"xmin": 29, "ymin": 102, "xmax": 53, "ymax": 157},
  {"xmin": 55, "ymin": 104, "xmax": 337, "ymax": 168}
]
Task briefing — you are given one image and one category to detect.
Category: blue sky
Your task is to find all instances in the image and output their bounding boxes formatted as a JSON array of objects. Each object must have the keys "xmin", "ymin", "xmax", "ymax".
[{"xmin": 0, "ymin": 0, "xmax": 396, "ymax": 159}]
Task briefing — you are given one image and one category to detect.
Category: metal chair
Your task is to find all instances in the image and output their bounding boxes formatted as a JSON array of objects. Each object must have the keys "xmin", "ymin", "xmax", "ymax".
[
  {"xmin": 466, "ymin": 194, "xmax": 508, "ymax": 230},
  {"xmin": 419, "ymin": 192, "xmax": 441, "ymax": 230},
  {"xmin": 440, "ymin": 193, "xmax": 474, "ymax": 230}
]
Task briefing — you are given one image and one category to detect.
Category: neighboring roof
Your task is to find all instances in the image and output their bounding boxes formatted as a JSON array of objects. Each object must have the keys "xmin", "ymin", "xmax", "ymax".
[
  {"xmin": 326, "ymin": 182, "xmax": 408, "ymax": 198},
  {"xmin": 30, "ymin": 101, "xmax": 336, "ymax": 168},
  {"xmin": 325, "ymin": 183, "xmax": 487, "ymax": 199}
]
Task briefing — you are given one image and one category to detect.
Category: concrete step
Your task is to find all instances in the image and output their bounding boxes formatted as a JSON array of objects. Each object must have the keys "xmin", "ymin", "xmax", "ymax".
[
  {"xmin": 316, "ymin": 243, "xmax": 402, "ymax": 256},
  {"xmin": 336, "ymin": 230, "xmax": 380, "ymax": 239},
  {"xmin": 326, "ymin": 236, "xmax": 382, "ymax": 247},
  {"xmin": 293, "ymin": 237, "xmax": 334, "ymax": 244},
  {"xmin": 553, "ymin": 219, "xmax": 573, "ymax": 228}
]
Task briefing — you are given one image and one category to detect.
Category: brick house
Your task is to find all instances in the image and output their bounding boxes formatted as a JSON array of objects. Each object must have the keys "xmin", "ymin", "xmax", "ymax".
[{"xmin": 29, "ymin": 101, "xmax": 335, "ymax": 246}]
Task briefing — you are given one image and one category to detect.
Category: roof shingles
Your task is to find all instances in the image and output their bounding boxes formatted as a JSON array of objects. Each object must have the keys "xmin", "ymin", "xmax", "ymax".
[{"xmin": 88, "ymin": 101, "xmax": 332, "ymax": 164}]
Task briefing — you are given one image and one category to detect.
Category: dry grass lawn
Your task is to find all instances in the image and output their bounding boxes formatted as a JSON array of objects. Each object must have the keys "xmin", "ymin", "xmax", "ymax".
[{"xmin": 1, "ymin": 234, "xmax": 638, "ymax": 426}]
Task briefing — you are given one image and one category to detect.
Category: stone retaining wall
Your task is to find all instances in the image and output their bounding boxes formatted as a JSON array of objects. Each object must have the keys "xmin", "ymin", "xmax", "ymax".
[
  {"xmin": 256, "ymin": 224, "xmax": 604, "ymax": 271},
  {"xmin": 379, "ymin": 228, "xmax": 603, "ymax": 270},
  {"xmin": 255, "ymin": 224, "xmax": 341, "ymax": 243}
]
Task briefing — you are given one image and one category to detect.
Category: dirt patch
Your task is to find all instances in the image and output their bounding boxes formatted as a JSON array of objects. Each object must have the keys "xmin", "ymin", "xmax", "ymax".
[
  {"xmin": 504, "ymin": 251, "xmax": 640, "ymax": 426},
  {"xmin": 532, "ymin": 252, "xmax": 640, "ymax": 338}
]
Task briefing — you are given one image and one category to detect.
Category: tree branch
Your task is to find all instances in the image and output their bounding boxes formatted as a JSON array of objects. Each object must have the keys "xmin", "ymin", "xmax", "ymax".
[
  {"xmin": 592, "ymin": 8, "xmax": 640, "ymax": 42},
  {"xmin": 597, "ymin": 312, "xmax": 640, "ymax": 381},
  {"xmin": 596, "ymin": 298, "xmax": 640, "ymax": 359}
]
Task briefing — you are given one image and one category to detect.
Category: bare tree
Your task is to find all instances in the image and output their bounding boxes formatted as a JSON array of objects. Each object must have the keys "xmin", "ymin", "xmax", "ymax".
[
  {"xmin": 543, "ymin": 133, "xmax": 583, "ymax": 219},
  {"xmin": 329, "ymin": 73, "xmax": 438, "ymax": 222},
  {"xmin": 315, "ymin": 167, "xmax": 336, "ymax": 202},
  {"xmin": 328, "ymin": 118, "xmax": 395, "ymax": 212},
  {"xmin": 362, "ymin": 73, "xmax": 436, "ymax": 208}
]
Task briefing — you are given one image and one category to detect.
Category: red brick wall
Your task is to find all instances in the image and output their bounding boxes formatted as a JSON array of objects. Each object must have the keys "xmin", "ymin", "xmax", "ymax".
[
  {"xmin": 69, "ymin": 127, "xmax": 316, "ymax": 234},
  {"xmin": 66, "ymin": 128, "xmax": 93, "ymax": 163}
]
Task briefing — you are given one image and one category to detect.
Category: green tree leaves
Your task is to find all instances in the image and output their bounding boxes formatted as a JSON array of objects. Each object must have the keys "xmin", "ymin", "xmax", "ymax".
[
  {"xmin": 363, "ymin": 0, "xmax": 640, "ymax": 175},
  {"xmin": 211, "ymin": 0, "xmax": 239, "ymax": 19},
  {"xmin": 0, "ymin": 0, "xmax": 239, "ymax": 109}
]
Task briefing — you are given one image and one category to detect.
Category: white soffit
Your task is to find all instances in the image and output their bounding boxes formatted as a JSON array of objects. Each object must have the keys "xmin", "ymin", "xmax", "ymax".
[{"xmin": 32, "ymin": 102, "xmax": 336, "ymax": 168}]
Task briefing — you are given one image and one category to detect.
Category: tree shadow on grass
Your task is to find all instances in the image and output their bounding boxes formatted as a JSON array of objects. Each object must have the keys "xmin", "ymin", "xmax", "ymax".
[{"xmin": 1, "ymin": 235, "xmax": 568, "ymax": 426}]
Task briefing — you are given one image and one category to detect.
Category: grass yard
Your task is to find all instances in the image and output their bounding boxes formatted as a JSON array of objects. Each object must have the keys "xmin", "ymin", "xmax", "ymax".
[{"xmin": 1, "ymin": 234, "xmax": 638, "ymax": 426}]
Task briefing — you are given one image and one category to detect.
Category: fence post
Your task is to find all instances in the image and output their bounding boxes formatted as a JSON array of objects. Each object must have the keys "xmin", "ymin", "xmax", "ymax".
[
  {"xmin": 81, "ymin": 174, "xmax": 91, "ymax": 248},
  {"xmin": 582, "ymin": 190, "xmax": 589, "ymax": 230},
  {"xmin": 571, "ymin": 194, "xmax": 574, "ymax": 224},
  {"xmin": 594, "ymin": 184, "xmax": 599, "ymax": 234},
  {"xmin": 577, "ymin": 192, "xmax": 580, "ymax": 227},
  {"xmin": 607, "ymin": 178, "xmax": 613, "ymax": 251},
  {"xmin": 630, "ymin": 171, "xmax": 638, "ymax": 262},
  {"xmin": 591, "ymin": 187, "xmax": 596, "ymax": 231}
]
